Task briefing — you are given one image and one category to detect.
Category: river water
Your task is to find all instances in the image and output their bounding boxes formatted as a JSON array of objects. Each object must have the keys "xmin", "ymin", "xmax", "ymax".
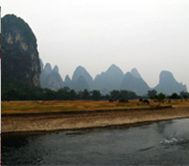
[{"xmin": 2, "ymin": 118, "xmax": 189, "ymax": 165}]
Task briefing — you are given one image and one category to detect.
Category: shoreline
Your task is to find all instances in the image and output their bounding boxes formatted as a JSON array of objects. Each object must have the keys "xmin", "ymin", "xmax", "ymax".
[
  {"xmin": 2, "ymin": 106, "xmax": 189, "ymax": 134},
  {"xmin": 2, "ymin": 116, "xmax": 189, "ymax": 136}
]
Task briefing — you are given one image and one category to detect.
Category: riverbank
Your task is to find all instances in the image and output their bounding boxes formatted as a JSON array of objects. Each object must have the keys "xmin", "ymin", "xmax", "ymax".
[
  {"xmin": 3, "ymin": 118, "xmax": 189, "ymax": 165},
  {"xmin": 2, "ymin": 100, "xmax": 189, "ymax": 133}
]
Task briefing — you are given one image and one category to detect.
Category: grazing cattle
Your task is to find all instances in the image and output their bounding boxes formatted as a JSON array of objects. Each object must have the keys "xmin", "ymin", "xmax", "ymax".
[
  {"xmin": 139, "ymin": 98, "xmax": 150, "ymax": 105},
  {"xmin": 109, "ymin": 99, "xmax": 115, "ymax": 102},
  {"xmin": 143, "ymin": 99, "xmax": 150, "ymax": 104},
  {"xmin": 118, "ymin": 99, "xmax": 128, "ymax": 103},
  {"xmin": 139, "ymin": 98, "xmax": 143, "ymax": 102}
]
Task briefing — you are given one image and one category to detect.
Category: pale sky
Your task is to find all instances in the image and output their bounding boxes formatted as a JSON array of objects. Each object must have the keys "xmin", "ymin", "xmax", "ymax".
[{"xmin": 1, "ymin": 0, "xmax": 189, "ymax": 89}]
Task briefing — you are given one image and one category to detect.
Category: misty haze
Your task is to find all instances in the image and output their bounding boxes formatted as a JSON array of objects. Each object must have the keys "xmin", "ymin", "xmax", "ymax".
[
  {"xmin": 2, "ymin": 0, "xmax": 189, "ymax": 89},
  {"xmin": 1, "ymin": 0, "xmax": 189, "ymax": 165}
]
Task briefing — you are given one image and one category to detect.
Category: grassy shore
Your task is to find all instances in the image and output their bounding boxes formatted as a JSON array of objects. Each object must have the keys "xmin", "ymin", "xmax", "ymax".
[
  {"xmin": 2, "ymin": 100, "xmax": 189, "ymax": 133},
  {"xmin": 2, "ymin": 100, "xmax": 173, "ymax": 114}
]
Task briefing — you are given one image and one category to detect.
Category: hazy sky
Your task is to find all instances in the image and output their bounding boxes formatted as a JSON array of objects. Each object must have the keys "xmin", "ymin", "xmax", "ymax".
[{"xmin": 2, "ymin": 0, "xmax": 189, "ymax": 89}]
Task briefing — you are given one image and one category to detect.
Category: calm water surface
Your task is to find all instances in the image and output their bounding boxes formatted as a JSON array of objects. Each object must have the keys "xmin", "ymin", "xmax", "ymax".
[{"xmin": 2, "ymin": 118, "xmax": 189, "ymax": 165}]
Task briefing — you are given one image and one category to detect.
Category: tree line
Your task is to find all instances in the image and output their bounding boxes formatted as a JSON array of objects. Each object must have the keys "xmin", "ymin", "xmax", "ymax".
[
  {"xmin": 2, "ymin": 83, "xmax": 138, "ymax": 101},
  {"xmin": 147, "ymin": 89, "xmax": 189, "ymax": 102},
  {"xmin": 2, "ymin": 83, "xmax": 189, "ymax": 101}
]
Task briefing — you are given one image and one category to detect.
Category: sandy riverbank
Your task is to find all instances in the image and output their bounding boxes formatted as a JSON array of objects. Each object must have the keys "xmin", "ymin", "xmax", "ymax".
[{"xmin": 2, "ymin": 105, "xmax": 189, "ymax": 133}]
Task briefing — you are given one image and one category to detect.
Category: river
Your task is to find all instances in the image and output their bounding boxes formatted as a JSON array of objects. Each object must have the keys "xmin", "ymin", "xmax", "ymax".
[{"xmin": 2, "ymin": 118, "xmax": 189, "ymax": 165}]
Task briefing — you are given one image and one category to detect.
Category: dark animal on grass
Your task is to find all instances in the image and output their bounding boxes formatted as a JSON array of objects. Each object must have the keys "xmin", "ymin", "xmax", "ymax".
[
  {"xmin": 139, "ymin": 99, "xmax": 150, "ymax": 105},
  {"xmin": 109, "ymin": 99, "xmax": 115, "ymax": 102},
  {"xmin": 118, "ymin": 99, "xmax": 128, "ymax": 103},
  {"xmin": 143, "ymin": 99, "xmax": 150, "ymax": 104}
]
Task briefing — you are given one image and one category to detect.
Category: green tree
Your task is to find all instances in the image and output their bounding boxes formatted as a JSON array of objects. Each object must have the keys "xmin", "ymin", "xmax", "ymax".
[
  {"xmin": 119, "ymin": 90, "xmax": 137, "ymax": 100},
  {"xmin": 147, "ymin": 89, "xmax": 157, "ymax": 99},
  {"xmin": 77, "ymin": 89, "xmax": 90, "ymax": 100},
  {"xmin": 169, "ymin": 93, "xmax": 180, "ymax": 100},
  {"xmin": 180, "ymin": 91, "xmax": 189, "ymax": 100},
  {"xmin": 91, "ymin": 90, "xmax": 101, "ymax": 100},
  {"xmin": 56, "ymin": 87, "xmax": 72, "ymax": 100},
  {"xmin": 156, "ymin": 93, "xmax": 166, "ymax": 102},
  {"xmin": 110, "ymin": 90, "xmax": 120, "ymax": 101},
  {"xmin": 70, "ymin": 89, "xmax": 77, "ymax": 100}
]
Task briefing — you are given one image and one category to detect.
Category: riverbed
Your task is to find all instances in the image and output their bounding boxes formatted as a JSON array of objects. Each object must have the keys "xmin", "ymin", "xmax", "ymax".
[{"xmin": 2, "ymin": 118, "xmax": 189, "ymax": 165}]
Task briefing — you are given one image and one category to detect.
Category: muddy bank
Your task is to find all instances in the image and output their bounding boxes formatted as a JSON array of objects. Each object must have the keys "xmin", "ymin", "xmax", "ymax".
[{"xmin": 2, "ymin": 106, "xmax": 189, "ymax": 134}]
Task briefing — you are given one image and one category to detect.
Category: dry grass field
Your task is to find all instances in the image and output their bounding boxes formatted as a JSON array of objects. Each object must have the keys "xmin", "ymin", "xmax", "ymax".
[
  {"xmin": 2, "ymin": 100, "xmax": 189, "ymax": 133},
  {"xmin": 2, "ymin": 99, "xmax": 175, "ymax": 115}
]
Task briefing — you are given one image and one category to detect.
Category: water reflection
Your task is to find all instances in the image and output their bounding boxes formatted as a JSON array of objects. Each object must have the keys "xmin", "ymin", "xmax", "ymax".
[
  {"xmin": 2, "ymin": 118, "xmax": 189, "ymax": 165},
  {"xmin": 156, "ymin": 120, "xmax": 173, "ymax": 135},
  {"xmin": 3, "ymin": 134, "xmax": 29, "ymax": 148}
]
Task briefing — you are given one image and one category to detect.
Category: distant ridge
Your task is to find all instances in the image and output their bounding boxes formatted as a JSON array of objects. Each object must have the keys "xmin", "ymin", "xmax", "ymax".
[
  {"xmin": 40, "ymin": 62, "xmax": 64, "ymax": 90},
  {"xmin": 121, "ymin": 69, "xmax": 150, "ymax": 95},
  {"xmin": 71, "ymin": 66, "xmax": 93, "ymax": 90},
  {"xmin": 93, "ymin": 64, "xmax": 124, "ymax": 93},
  {"xmin": 2, "ymin": 14, "xmax": 187, "ymax": 96},
  {"xmin": 39, "ymin": 63, "xmax": 187, "ymax": 95},
  {"xmin": 155, "ymin": 70, "xmax": 187, "ymax": 95}
]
